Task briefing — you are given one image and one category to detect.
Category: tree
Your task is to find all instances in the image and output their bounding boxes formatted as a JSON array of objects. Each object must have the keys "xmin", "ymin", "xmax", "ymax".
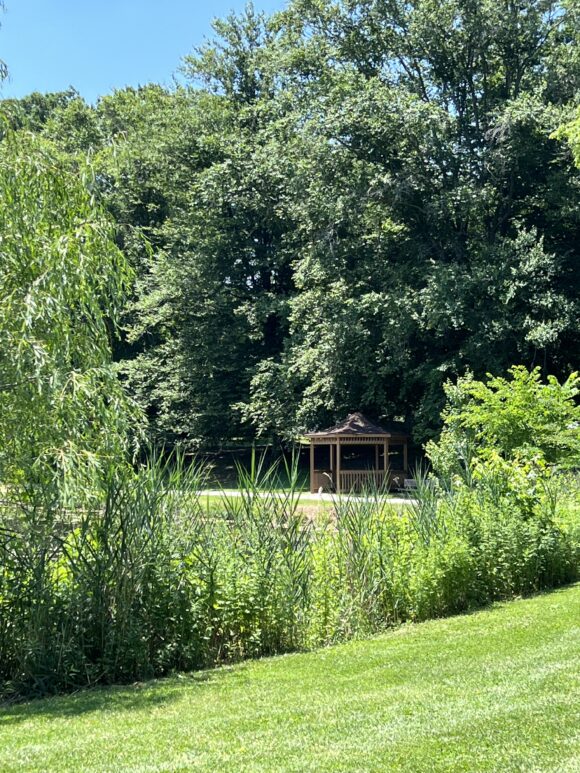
[
  {"xmin": 1, "ymin": 89, "xmax": 80, "ymax": 133},
  {"xmin": 554, "ymin": 108, "xmax": 580, "ymax": 168},
  {"xmin": 8, "ymin": 0, "xmax": 578, "ymax": 449},
  {"xmin": 0, "ymin": 129, "xmax": 134, "ymax": 486},
  {"xmin": 241, "ymin": 0, "xmax": 580, "ymax": 441},
  {"xmin": 91, "ymin": 11, "xmax": 293, "ymax": 447},
  {"xmin": 426, "ymin": 366, "xmax": 580, "ymax": 479}
]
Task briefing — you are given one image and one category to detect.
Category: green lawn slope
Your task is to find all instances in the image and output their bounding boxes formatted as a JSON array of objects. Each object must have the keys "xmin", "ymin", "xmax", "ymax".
[{"xmin": 1, "ymin": 585, "xmax": 579, "ymax": 772}]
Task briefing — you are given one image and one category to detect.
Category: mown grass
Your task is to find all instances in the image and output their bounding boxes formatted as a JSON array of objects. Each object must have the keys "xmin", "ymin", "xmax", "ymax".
[
  {"xmin": 1, "ymin": 584, "xmax": 578, "ymax": 772},
  {"xmin": 198, "ymin": 492, "xmax": 339, "ymax": 516}
]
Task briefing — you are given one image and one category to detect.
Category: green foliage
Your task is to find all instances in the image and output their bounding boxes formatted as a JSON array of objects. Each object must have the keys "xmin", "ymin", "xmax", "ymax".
[
  {"xmin": 239, "ymin": 0, "xmax": 580, "ymax": 441},
  {"xmin": 5, "ymin": 0, "xmax": 577, "ymax": 448},
  {"xmin": 1, "ymin": 89, "xmax": 80, "ymax": 133},
  {"xmin": 1, "ymin": 2, "xmax": 579, "ymax": 699},
  {"xmin": 554, "ymin": 107, "xmax": 580, "ymax": 167},
  {"xmin": 427, "ymin": 366, "xmax": 580, "ymax": 479},
  {"xmin": 0, "ymin": 129, "xmax": 135, "ymax": 487},
  {"xmin": 1, "ymin": 452, "xmax": 577, "ymax": 698}
]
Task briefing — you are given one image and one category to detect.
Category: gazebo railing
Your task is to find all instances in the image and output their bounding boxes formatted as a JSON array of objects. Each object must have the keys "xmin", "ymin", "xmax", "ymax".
[
  {"xmin": 312, "ymin": 469, "xmax": 407, "ymax": 493},
  {"xmin": 339, "ymin": 470, "xmax": 387, "ymax": 492}
]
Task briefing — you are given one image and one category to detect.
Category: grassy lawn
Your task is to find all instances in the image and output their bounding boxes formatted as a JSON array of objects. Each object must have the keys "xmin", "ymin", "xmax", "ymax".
[
  {"xmin": 197, "ymin": 493, "xmax": 337, "ymax": 522},
  {"xmin": 1, "ymin": 586, "xmax": 578, "ymax": 773}
]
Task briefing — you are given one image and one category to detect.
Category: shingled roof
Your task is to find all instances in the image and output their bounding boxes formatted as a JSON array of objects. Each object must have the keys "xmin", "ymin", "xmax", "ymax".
[{"xmin": 307, "ymin": 412, "xmax": 391, "ymax": 437}]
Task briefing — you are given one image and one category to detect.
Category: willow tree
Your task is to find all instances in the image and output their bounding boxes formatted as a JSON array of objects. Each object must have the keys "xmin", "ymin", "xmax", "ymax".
[{"xmin": 0, "ymin": 130, "xmax": 134, "ymax": 489}]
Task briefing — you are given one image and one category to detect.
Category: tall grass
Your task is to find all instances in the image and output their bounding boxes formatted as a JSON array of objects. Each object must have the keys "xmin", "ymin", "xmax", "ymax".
[{"xmin": 0, "ymin": 456, "xmax": 578, "ymax": 699}]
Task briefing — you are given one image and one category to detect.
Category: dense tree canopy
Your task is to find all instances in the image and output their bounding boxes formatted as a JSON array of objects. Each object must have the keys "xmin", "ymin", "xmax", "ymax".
[
  {"xmin": 557, "ymin": 107, "xmax": 580, "ymax": 166},
  {"xmin": 4, "ymin": 0, "xmax": 578, "ymax": 448}
]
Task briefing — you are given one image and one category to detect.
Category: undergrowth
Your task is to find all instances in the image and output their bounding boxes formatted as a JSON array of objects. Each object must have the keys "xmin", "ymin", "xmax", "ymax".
[{"xmin": 0, "ymin": 454, "xmax": 578, "ymax": 698}]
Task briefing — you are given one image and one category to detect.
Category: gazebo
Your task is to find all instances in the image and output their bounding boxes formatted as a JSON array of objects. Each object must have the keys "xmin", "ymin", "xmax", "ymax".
[{"xmin": 306, "ymin": 412, "xmax": 409, "ymax": 494}]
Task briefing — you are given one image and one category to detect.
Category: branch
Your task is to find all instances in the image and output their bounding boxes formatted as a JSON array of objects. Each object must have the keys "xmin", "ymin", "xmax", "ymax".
[{"xmin": 0, "ymin": 375, "xmax": 39, "ymax": 392}]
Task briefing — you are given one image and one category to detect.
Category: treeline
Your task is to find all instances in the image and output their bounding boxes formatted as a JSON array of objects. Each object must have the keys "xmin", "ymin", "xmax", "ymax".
[{"xmin": 3, "ymin": 0, "xmax": 579, "ymax": 448}]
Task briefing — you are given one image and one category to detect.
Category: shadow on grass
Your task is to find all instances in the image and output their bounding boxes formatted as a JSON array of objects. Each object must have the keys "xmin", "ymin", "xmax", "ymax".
[
  {"xmin": 0, "ymin": 667, "xmax": 230, "ymax": 727},
  {"xmin": 451, "ymin": 580, "xmax": 580, "ymax": 619}
]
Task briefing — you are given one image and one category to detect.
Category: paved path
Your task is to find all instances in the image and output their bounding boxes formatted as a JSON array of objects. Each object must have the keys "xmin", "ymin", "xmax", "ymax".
[{"xmin": 199, "ymin": 490, "xmax": 413, "ymax": 506}]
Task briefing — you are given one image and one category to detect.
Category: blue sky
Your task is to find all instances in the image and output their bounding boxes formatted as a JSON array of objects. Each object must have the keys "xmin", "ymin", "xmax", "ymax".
[{"xmin": 0, "ymin": 0, "xmax": 286, "ymax": 103}]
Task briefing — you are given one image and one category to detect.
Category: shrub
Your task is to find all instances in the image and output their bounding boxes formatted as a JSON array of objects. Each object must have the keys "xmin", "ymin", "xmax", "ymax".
[{"xmin": 426, "ymin": 367, "xmax": 580, "ymax": 482}]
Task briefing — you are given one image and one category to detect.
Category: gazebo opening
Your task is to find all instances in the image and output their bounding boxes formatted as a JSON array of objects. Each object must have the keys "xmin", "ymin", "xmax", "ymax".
[
  {"xmin": 340, "ymin": 445, "xmax": 377, "ymax": 470},
  {"xmin": 306, "ymin": 412, "xmax": 409, "ymax": 494}
]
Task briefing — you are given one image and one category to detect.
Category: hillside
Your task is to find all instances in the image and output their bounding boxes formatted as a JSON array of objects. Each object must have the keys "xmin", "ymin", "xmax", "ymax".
[{"xmin": 1, "ymin": 584, "xmax": 578, "ymax": 772}]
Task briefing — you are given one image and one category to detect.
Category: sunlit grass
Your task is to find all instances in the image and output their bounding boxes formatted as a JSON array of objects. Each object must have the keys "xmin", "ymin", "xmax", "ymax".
[{"xmin": 1, "ymin": 584, "xmax": 578, "ymax": 772}]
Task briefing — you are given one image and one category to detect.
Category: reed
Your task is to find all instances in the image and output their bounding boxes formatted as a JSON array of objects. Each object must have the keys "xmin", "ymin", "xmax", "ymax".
[{"xmin": 0, "ymin": 453, "xmax": 577, "ymax": 698}]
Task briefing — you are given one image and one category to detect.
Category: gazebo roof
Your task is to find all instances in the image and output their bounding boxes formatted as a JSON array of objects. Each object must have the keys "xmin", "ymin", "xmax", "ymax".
[{"xmin": 307, "ymin": 412, "xmax": 391, "ymax": 438}]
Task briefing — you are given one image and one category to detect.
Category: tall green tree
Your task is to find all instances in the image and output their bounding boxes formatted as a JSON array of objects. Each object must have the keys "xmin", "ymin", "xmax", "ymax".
[
  {"xmin": 9, "ymin": 0, "xmax": 578, "ymax": 448},
  {"xmin": 241, "ymin": 0, "xmax": 580, "ymax": 440},
  {"xmin": 81, "ymin": 11, "xmax": 294, "ymax": 447}
]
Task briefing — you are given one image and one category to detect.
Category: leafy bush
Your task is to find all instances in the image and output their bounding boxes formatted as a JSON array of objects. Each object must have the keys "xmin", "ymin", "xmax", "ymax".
[{"xmin": 426, "ymin": 367, "xmax": 580, "ymax": 481}]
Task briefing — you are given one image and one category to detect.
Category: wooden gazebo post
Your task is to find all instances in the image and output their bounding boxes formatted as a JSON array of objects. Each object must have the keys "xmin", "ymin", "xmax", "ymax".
[
  {"xmin": 384, "ymin": 438, "xmax": 388, "ymax": 477},
  {"xmin": 336, "ymin": 437, "xmax": 341, "ymax": 494}
]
